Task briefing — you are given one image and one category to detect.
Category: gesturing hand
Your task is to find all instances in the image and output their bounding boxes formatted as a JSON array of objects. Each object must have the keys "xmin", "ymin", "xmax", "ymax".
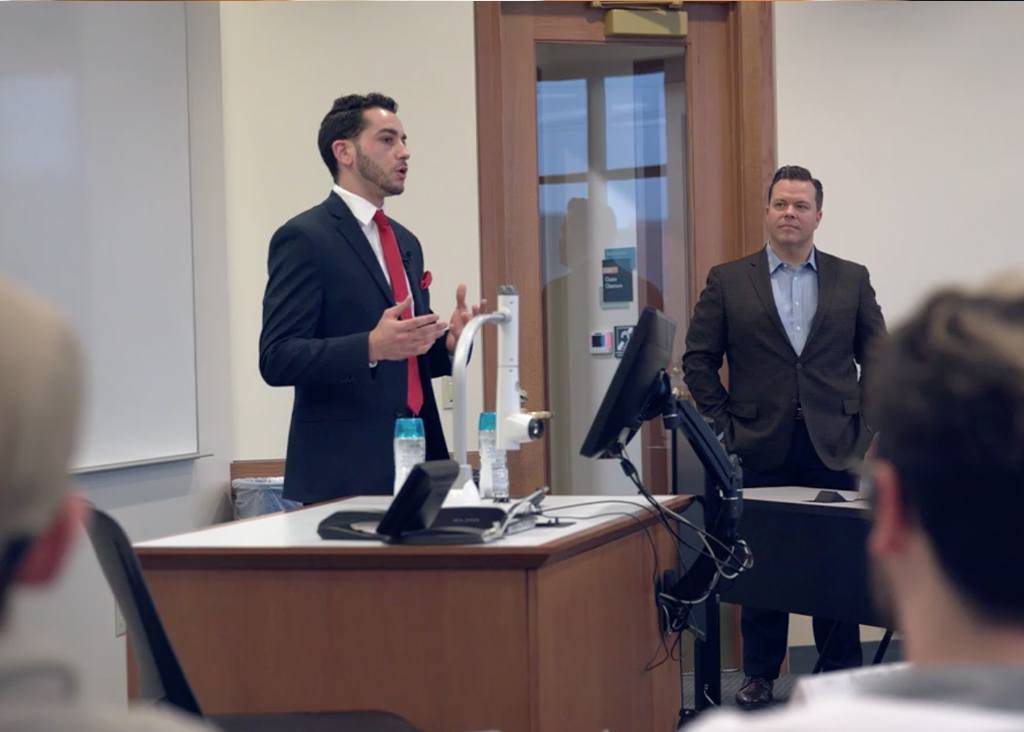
[
  {"xmin": 369, "ymin": 296, "xmax": 449, "ymax": 362},
  {"xmin": 446, "ymin": 284, "xmax": 486, "ymax": 353}
]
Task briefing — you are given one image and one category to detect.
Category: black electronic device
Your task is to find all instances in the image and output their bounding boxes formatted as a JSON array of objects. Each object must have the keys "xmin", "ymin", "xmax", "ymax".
[
  {"xmin": 672, "ymin": 398, "xmax": 743, "ymax": 543},
  {"xmin": 376, "ymin": 459, "xmax": 459, "ymax": 538},
  {"xmin": 578, "ymin": 306, "xmax": 747, "ymax": 595},
  {"xmin": 317, "ymin": 459, "xmax": 457, "ymax": 542},
  {"xmin": 317, "ymin": 461, "xmax": 541, "ymax": 545},
  {"xmin": 580, "ymin": 307, "xmax": 676, "ymax": 460},
  {"xmin": 810, "ymin": 489, "xmax": 848, "ymax": 503},
  {"xmin": 577, "ymin": 306, "xmax": 750, "ymax": 723}
]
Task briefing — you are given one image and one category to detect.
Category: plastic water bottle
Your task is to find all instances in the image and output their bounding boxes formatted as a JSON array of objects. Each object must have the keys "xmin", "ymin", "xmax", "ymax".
[
  {"xmin": 393, "ymin": 417, "xmax": 426, "ymax": 494},
  {"xmin": 491, "ymin": 445, "xmax": 510, "ymax": 502},
  {"xmin": 478, "ymin": 412, "xmax": 510, "ymax": 501},
  {"xmin": 478, "ymin": 412, "xmax": 496, "ymax": 498}
]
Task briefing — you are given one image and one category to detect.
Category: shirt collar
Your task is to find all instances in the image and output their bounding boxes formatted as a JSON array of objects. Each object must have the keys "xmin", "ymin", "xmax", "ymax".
[
  {"xmin": 765, "ymin": 242, "xmax": 817, "ymax": 273},
  {"xmin": 332, "ymin": 184, "xmax": 381, "ymax": 227}
]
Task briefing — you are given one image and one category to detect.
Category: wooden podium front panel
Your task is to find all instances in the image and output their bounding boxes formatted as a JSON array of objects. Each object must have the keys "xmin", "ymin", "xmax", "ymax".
[
  {"xmin": 147, "ymin": 566, "xmax": 531, "ymax": 731},
  {"xmin": 139, "ymin": 496, "xmax": 689, "ymax": 731},
  {"xmin": 533, "ymin": 523, "xmax": 680, "ymax": 732}
]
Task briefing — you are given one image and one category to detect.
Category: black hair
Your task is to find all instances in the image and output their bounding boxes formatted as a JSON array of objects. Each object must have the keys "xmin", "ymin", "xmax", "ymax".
[
  {"xmin": 869, "ymin": 282, "xmax": 1024, "ymax": 623},
  {"xmin": 317, "ymin": 92, "xmax": 398, "ymax": 179},
  {"xmin": 768, "ymin": 165, "xmax": 823, "ymax": 210}
]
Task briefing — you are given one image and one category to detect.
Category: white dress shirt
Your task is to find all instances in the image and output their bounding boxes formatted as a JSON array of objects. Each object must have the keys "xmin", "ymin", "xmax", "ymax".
[{"xmin": 332, "ymin": 184, "xmax": 414, "ymax": 314}]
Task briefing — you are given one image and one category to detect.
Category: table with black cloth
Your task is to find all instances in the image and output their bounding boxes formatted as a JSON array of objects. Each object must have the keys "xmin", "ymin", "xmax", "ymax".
[{"xmin": 694, "ymin": 486, "xmax": 882, "ymax": 707}]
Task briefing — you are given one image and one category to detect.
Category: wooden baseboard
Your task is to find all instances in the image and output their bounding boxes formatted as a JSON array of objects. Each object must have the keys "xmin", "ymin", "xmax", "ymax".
[{"xmin": 229, "ymin": 452, "xmax": 481, "ymax": 483}]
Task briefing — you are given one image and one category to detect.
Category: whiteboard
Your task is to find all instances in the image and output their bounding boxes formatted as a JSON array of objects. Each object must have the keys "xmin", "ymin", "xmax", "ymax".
[{"xmin": 0, "ymin": 2, "xmax": 199, "ymax": 470}]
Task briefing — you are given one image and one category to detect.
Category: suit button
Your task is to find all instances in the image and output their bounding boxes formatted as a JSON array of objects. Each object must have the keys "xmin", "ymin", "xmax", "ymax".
[{"xmin": 795, "ymin": 363, "xmax": 803, "ymax": 370}]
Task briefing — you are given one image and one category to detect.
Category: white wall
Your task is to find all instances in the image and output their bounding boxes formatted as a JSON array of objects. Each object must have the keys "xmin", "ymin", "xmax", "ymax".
[
  {"xmin": 776, "ymin": 1, "xmax": 1024, "ymax": 325},
  {"xmin": 775, "ymin": 0, "xmax": 1024, "ymax": 652},
  {"xmin": 7, "ymin": 3, "xmax": 233, "ymax": 704},
  {"xmin": 219, "ymin": 1, "xmax": 482, "ymax": 461}
]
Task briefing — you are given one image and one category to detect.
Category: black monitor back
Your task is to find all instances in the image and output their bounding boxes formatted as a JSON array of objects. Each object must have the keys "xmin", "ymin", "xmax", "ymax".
[{"xmin": 580, "ymin": 307, "xmax": 676, "ymax": 459}]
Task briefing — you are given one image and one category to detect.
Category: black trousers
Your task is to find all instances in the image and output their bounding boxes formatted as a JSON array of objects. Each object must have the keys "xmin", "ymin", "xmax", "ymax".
[{"xmin": 739, "ymin": 419, "xmax": 863, "ymax": 679}]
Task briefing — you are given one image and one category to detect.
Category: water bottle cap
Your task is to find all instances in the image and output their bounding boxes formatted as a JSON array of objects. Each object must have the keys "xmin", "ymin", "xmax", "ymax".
[
  {"xmin": 394, "ymin": 417, "xmax": 425, "ymax": 439},
  {"xmin": 478, "ymin": 411, "xmax": 496, "ymax": 431}
]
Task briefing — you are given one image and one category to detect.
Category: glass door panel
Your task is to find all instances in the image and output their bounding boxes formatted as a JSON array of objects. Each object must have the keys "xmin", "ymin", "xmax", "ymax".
[{"xmin": 537, "ymin": 43, "xmax": 687, "ymax": 496}]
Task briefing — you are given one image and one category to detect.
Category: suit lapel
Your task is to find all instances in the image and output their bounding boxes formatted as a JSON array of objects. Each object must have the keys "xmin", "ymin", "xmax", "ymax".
[
  {"xmin": 747, "ymin": 249, "xmax": 794, "ymax": 351},
  {"xmin": 805, "ymin": 249, "xmax": 837, "ymax": 348},
  {"xmin": 323, "ymin": 193, "xmax": 394, "ymax": 305}
]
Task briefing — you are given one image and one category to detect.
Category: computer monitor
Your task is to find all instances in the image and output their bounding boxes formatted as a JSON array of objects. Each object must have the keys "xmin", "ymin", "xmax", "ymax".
[{"xmin": 580, "ymin": 307, "xmax": 676, "ymax": 459}]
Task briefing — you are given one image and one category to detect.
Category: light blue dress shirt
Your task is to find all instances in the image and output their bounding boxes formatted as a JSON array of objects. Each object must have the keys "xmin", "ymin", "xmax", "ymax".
[{"xmin": 766, "ymin": 244, "xmax": 818, "ymax": 356}]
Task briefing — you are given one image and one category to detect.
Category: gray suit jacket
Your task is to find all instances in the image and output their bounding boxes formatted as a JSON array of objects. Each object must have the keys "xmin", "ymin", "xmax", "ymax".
[{"xmin": 682, "ymin": 248, "xmax": 886, "ymax": 473}]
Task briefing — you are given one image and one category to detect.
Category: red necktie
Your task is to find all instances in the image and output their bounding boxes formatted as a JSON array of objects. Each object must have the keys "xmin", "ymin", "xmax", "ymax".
[{"xmin": 373, "ymin": 209, "xmax": 424, "ymax": 416}]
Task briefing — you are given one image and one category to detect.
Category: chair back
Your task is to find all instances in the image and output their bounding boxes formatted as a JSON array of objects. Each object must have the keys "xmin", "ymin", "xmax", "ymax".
[{"xmin": 83, "ymin": 507, "xmax": 202, "ymax": 716}]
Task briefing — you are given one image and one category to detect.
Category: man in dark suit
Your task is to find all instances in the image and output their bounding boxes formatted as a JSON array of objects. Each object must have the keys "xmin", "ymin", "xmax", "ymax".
[
  {"xmin": 260, "ymin": 92, "xmax": 481, "ymax": 504},
  {"xmin": 683, "ymin": 165, "xmax": 886, "ymax": 708}
]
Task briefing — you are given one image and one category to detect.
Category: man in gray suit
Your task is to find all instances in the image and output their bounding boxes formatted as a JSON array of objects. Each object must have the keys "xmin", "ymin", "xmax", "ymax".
[{"xmin": 683, "ymin": 165, "xmax": 886, "ymax": 708}]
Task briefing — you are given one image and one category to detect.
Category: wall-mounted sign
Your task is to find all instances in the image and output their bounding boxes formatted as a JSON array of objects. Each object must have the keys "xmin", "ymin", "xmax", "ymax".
[
  {"xmin": 614, "ymin": 325, "xmax": 634, "ymax": 358},
  {"xmin": 601, "ymin": 247, "xmax": 635, "ymax": 308}
]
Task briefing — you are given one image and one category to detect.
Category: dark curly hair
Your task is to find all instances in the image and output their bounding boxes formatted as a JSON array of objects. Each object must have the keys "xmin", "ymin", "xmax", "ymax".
[{"xmin": 317, "ymin": 92, "xmax": 398, "ymax": 179}]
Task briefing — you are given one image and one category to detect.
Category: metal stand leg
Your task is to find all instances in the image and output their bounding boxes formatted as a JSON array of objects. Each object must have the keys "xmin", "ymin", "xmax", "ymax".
[
  {"xmin": 811, "ymin": 621, "xmax": 837, "ymax": 674},
  {"xmin": 872, "ymin": 629, "xmax": 894, "ymax": 665},
  {"xmin": 694, "ymin": 593, "xmax": 722, "ymax": 711}
]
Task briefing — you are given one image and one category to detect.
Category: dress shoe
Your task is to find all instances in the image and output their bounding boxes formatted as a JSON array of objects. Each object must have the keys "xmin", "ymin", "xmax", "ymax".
[{"xmin": 735, "ymin": 676, "xmax": 774, "ymax": 708}]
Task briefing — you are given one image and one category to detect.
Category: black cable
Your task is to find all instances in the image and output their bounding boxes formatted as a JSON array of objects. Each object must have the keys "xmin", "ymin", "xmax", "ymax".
[
  {"xmin": 646, "ymin": 628, "xmax": 684, "ymax": 672},
  {"xmin": 622, "ymin": 458, "xmax": 737, "ymax": 575},
  {"xmin": 541, "ymin": 496, "xmax": 705, "ymax": 680},
  {"xmin": 539, "ymin": 504, "xmax": 683, "ymax": 674},
  {"xmin": 619, "ymin": 452, "xmax": 752, "ymax": 584},
  {"xmin": 539, "ymin": 483, "xmax": 747, "ymax": 701},
  {"xmin": 541, "ymin": 498, "xmax": 710, "ymax": 566}
]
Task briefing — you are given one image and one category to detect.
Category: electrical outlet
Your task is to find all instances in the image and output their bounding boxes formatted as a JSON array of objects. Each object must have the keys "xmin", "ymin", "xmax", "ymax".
[
  {"xmin": 440, "ymin": 375, "xmax": 454, "ymax": 410},
  {"xmin": 114, "ymin": 603, "xmax": 126, "ymax": 637}
]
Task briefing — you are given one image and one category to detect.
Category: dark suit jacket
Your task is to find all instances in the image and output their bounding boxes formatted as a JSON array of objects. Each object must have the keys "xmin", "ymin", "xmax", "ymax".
[
  {"xmin": 682, "ymin": 248, "xmax": 886, "ymax": 473},
  {"xmin": 259, "ymin": 193, "xmax": 451, "ymax": 503}
]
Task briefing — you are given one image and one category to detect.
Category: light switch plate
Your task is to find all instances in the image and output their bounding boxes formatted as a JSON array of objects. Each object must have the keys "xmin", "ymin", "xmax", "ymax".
[
  {"xmin": 589, "ymin": 330, "xmax": 614, "ymax": 355},
  {"xmin": 440, "ymin": 375, "xmax": 455, "ymax": 410}
]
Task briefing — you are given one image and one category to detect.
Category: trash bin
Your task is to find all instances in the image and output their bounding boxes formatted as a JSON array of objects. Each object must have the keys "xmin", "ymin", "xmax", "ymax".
[{"xmin": 231, "ymin": 477, "xmax": 301, "ymax": 519}]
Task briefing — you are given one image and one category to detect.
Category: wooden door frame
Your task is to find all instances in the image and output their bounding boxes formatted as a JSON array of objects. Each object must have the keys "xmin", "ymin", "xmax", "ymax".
[{"xmin": 474, "ymin": 1, "xmax": 776, "ymax": 495}]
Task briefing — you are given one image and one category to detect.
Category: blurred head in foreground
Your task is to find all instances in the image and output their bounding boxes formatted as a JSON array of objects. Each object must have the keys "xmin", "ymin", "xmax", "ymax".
[
  {"xmin": 0, "ymin": 276, "xmax": 84, "ymax": 624},
  {"xmin": 867, "ymin": 275, "xmax": 1024, "ymax": 662}
]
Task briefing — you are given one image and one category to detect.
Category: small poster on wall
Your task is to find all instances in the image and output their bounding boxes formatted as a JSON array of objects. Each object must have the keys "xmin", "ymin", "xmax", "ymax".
[
  {"xmin": 614, "ymin": 325, "xmax": 634, "ymax": 358},
  {"xmin": 601, "ymin": 247, "xmax": 635, "ymax": 309}
]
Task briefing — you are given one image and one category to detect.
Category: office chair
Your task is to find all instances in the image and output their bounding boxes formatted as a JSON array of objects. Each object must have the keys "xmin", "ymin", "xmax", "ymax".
[{"xmin": 83, "ymin": 507, "xmax": 421, "ymax": 732}]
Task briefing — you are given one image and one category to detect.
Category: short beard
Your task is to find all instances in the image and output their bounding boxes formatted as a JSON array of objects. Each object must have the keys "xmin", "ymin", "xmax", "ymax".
[{"xmin": 355, "ymin": 144, "xmax": 404, "ymax": 197}]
